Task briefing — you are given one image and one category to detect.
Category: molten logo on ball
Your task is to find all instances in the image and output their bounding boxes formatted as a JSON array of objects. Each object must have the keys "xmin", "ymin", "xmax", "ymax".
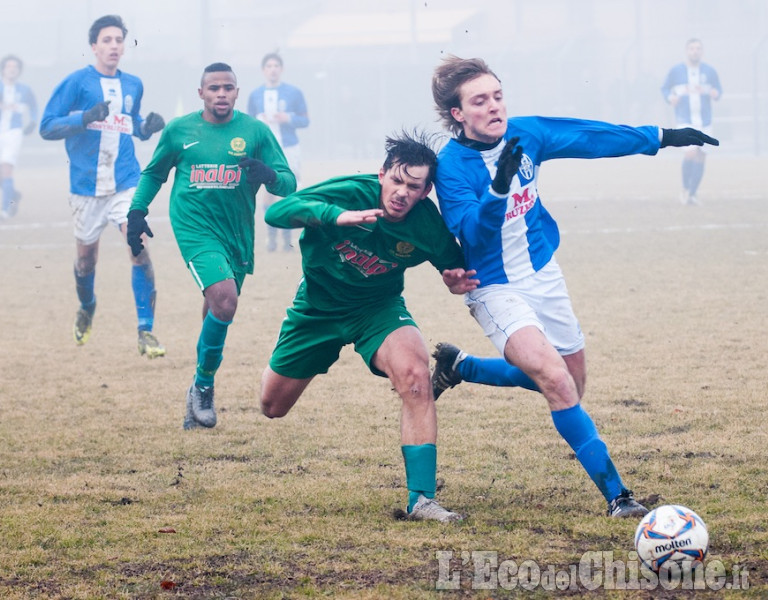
[{"xmin": 634, "ymin": 504, "xmax": 709, "ymax": 572}]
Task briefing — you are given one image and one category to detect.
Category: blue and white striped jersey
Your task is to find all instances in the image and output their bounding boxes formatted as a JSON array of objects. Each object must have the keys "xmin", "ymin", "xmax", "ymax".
[
  {"xmin": 40, "ymin": 65, "xmax": 151, "ymax": 196},
  {"xmin": 0, "ymin": 81, "xmax": 37, "ymax": 132},
  {"xmin": 247, "ymin": 82, "xmax": 308, "ymax": 148},
  {"xmin": 661, "ymin": 62, "xmax": 722, "ymax": 128},
  {"xmin": 435, "ymin": 116, "xmax": 660, "ymax": 286}
]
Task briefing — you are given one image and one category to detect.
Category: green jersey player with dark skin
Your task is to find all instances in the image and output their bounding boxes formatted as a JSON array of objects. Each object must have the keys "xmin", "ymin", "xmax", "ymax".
[
  {"xmin": 259, "ymin": 131, "xmax": 479, "ymax": 522},
  {"xmin": 126, "ymin": 62, "xmax": 295, "ymax": 430}
]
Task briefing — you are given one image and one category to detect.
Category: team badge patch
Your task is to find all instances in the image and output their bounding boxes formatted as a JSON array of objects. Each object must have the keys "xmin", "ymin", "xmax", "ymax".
[
  {"xmin": 230, "ymin": 137, "xmax": 246, "ymax": 153},
  {"xmin": 393, "ymin": 242, "xmax": 414, "ymax": 258},
  {"xmin": 519, "ymin": 154, "xmax": 534, "ymax": 181}
]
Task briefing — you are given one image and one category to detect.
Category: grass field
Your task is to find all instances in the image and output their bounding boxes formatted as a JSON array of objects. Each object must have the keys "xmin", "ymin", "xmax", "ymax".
[{"xmin": 1, "ymin": 153, "xmax": 767, "ymax": 599}]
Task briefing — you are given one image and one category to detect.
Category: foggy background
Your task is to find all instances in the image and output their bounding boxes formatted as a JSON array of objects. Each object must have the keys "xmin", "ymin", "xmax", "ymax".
[{"xmin": 3, "ymin": 0, "xmax": 767, "ymax": 163}]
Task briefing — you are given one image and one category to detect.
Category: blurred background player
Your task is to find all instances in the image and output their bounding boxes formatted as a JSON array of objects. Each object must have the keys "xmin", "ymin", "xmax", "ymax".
[
  {"xmin": 430, "ymin": 55, "xmax": 718, "ymax": 518},
  {"xmin": 259, "ymin": 130, "xmax": 477, "ymax": 522},
  {"xmin": 661, "ymin": 38, "xmax": 722, "ymax": 205},
  {"xmin": 0, "ymin": 54, "xmax": 37, "ymax": 219},
  {"xmin": 39, "ymin": 15, "xmax": 166, "ymax": 356},
  {"xmin": 127, "ymin": 62, "xmax": 295, "ymax": 430},
  {"xmin": 248, "ymin": 52, "xmax": 309, "ymax": 251}
]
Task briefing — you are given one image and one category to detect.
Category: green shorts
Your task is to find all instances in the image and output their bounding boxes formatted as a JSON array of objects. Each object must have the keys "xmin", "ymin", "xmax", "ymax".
[
  {"xmin": 187, "ymin": 251, "xmax": 246, "ymax": 294},
  {"xmin": 269, "ymin": 280, "xmax": 418, "ymax": 379}
]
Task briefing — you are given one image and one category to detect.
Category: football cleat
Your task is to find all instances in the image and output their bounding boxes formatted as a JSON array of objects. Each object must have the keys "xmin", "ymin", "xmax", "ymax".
[
  {"xmin": 138, "ymin": 330, "xmax": 166, "ymax": 359},
  {"xmin": 608, "ymin": 489, "xmax": 649, "ymax": 518},
  {"xmin": 73, "ymin": 303, "xmax": 96, "ymax": 345},
  {"xmin": 431, "ymin": 342, "xmax": 466, "ymax": 400},
  {"xmin": 185, "ymin": 380, "xmax": 216, "ymax": 428},
  {"xmin": 408, "ymin": 495, "xmax": 463, "ymax": 523}
]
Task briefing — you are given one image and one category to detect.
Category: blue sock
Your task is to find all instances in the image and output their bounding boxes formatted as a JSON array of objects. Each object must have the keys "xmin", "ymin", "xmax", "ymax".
[
  {"xmin": 132, "ymin": 264, "xmax": 156, "ymax": 331},
  {"xmin": 689, "ymin": 160, "xmax": 705, "ymax": 196},
  {"xmin": 551, "ymin": 404, "xmax": 624, "ymax": 502},
  {"xmin": 195, "ymin": 311, "xmax": 232, "ymax": 388},
  {"xmin": 458, "ymin": 356, "xmax": 539, "ymax": 391},
  {"xmin": 402, "ymin": 443, "xmax": 437, "ymax": 512},
  {"xmin": 74, "ymin": 269, "xmax": 96, "ymax": 312},
  {"xmin": 2, "ymin": 178, "xmax": 14, "ymax": 213},
  {"xmin": 682, "ymin": 159, "xmax": 694, "ymax": 192}
]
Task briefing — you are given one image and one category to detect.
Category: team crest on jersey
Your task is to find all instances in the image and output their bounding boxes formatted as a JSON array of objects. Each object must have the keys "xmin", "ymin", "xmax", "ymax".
[
  {"xmin": 124, "ymin": 94, "xmax": 134, "ymax": 112},
  {"xmin": 392, "ymin": 241, "xmax": 415, "ymax": 258},
  {"xmin": 518, "ymin": 153, "xmax": 534, "ymax": 181},
  {"xmin": 229, "ymin": 137, "xmax": 246, "ymax": 156}
]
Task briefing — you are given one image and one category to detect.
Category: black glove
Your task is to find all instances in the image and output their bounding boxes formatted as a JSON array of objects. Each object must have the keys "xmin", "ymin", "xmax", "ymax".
[
  {"xmin": 660, "ymin": 127, "xmax": 719, "ymax": 148},
  {"xmin": 238, "ymin": 157, "xmax": 277, "ymax": 186},
  {"xmin": 126, "ymin": 209, "xmax": 153, "ymax": 257},
  {"xmin": 82, "ymin": 101, "xmax": 110, "ymax": 125},
  {"xmin": 141, "ymin": 112, "xmax": 165, "ymax": 136},
  {"xmin": 491, "ymin": 136, "xmax": 524, "ymax": 195}
]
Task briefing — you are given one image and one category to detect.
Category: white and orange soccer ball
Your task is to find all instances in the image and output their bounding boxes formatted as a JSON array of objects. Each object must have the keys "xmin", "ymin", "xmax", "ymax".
[{"xmin": 634, "ymin": 504, "xmax": 709, "ymax": 572}]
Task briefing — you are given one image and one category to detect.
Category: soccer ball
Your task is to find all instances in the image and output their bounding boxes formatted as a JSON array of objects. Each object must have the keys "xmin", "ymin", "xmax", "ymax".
[{"xmin": 634, "ymin": 504, "xmax": 709, "ymax": 572}]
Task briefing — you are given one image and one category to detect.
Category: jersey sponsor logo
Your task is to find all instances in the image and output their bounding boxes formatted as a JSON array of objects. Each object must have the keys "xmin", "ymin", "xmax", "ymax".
[
  {"xmin": 183, "ymin": 141, "xmax": 200, "ymax": 150},
  {"xmin": 86, "ymin": 113, "xmax": 133, "ymax": 135},
  {"xmin": 189, "ymin": 163, "xmax": 242, "ymax": 188},
  {"xmin": 335, "ymin": 239, "xmax": 398, "ymax": 277},
  {"xmin": 504, "ymin": 186, "xmax": 537, "ymax": 221}
]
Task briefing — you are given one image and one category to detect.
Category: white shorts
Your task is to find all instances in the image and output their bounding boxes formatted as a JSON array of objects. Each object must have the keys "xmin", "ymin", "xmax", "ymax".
[
  {"xmin": 464, "ymin": 258, "xmax": 585, "ymax": 357},
  {"xmin": 0, "ymin": 128, "xmax": 23, "ymax": 166},
  {"xmin": 69, "ymin": 188, "xmax": 135, "ymax": 245}
]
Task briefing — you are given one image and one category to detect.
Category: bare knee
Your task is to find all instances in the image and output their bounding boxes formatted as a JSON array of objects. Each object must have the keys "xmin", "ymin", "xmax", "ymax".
[
  {"xmin": 391, "ymin": 361, "xmax": 432, "ymax": 404},
  {"xmin": 260, "ymin": 395, "xmax": 289, "ymax": 419}
]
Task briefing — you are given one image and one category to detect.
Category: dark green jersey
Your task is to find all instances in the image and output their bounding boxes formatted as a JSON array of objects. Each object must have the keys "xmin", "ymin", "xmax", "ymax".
[
  {"xmin": 265, "ymin": 174, "xmax": 465, "ymax": 311},
  {"xmin": 130, "ymin": 110, "xmax": 295, "ymax": 274}
]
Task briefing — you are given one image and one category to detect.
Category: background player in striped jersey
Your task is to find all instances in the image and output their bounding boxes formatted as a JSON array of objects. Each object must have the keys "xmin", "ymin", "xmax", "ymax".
[
  {"xmin": 429, "ymin": 55, "xmax": 718, "ymax": 518},
  {"xmin": 39, "ymin": 15, "xmax": 166, "ymax": 356},
  {"xmin": 661, "ymin": 38, "xmax": 722, "ymax": 205},
  {"xmin": 0, "ymin": 54, "xmax": 37, "ymax": 219},
  {"xmin": 126, "ymin": 63, "xmax": 295, "ymax": 430},
  {"xmin": 259, "ymin": 131, "xmax": 478, "ymax": 522},
  {"xmin": 247, "ymin": 52, "xmax": 309, "ymax": 252}
]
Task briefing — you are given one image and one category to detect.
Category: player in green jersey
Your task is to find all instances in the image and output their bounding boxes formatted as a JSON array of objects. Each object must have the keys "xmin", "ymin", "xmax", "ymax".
[
  {"xmin": 126, "ymin": 62, "xmax": 296, "ymax": 430},
  {"xmin": 260, "ymin": 131, "xmax": 479, "ymax": 522}
]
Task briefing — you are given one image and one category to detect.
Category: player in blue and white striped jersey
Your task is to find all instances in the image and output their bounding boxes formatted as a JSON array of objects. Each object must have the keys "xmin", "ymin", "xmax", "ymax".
[
  {"xmin": 661, "ymin": 38, "xmax": 722, "ymax": 205},
  {"xmin": 430, "ymin": 56, "xmax": 718, "ymax": 518},
  {"xmin": 40, "ymin": 15, "xmax": 166, "ymax": 357},
  {"xmin": 0, "ymin": 54, "xmax": 37, "ymax": 219},
  {"xmin": 247, "ymin": 53, "xmax": 309, "ymax": 252}
]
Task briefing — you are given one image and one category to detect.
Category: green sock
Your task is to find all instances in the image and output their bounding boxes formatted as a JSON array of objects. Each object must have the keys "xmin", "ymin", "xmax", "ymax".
[
  {"xmin": 402, "ymin": 443, "xmax": 437, "ymax": 512},
  {"xmin": 195, "ymin": 311, "xmax": 231, "ymax": 388}
]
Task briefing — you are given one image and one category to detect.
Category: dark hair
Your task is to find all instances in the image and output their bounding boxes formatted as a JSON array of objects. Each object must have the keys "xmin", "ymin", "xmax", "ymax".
[
  {"xmin": 261, "ymin": 52, "xmax": 283, "ymax": 68},
  {"xmin": 1, "ymin": 54, "xmax": 22, "ymax": 73},
  {"xmin": 432, "ymin": 55, "xmax": 500, "ymax": 136},
  {"xmin": 89, "ymin": 15, "xmax": 127, "ymax": 45},
  {"xmin": 201, "ymin": 62, "xmax": 236, "ymax": 86},
  {"xmin": 686, "ymin": 38, "xmax": 702, "ymax": 47},
  {"xmin": 383, "ymin": 129, "xmax": 439, "ymax": 186}
]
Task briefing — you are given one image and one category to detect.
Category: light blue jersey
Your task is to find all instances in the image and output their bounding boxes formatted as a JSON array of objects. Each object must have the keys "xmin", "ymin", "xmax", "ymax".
[
  {"xmin": 247, "ymin": 82, "xmax": 308, "ymax": 148},
  {"xmin": 0, "ymin": 81, "xmax": 37, "ymax": 132},
  {"xmin": 40, "ymin": 65, "xmax": 151, "ymax": 196},
  {"xmin": 661, "ymin": 62, "xmax": 722, "ymax": 128},
  {"xmin": 435, "ymin": 116, "xmax": 660, "ymax": 286}
]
